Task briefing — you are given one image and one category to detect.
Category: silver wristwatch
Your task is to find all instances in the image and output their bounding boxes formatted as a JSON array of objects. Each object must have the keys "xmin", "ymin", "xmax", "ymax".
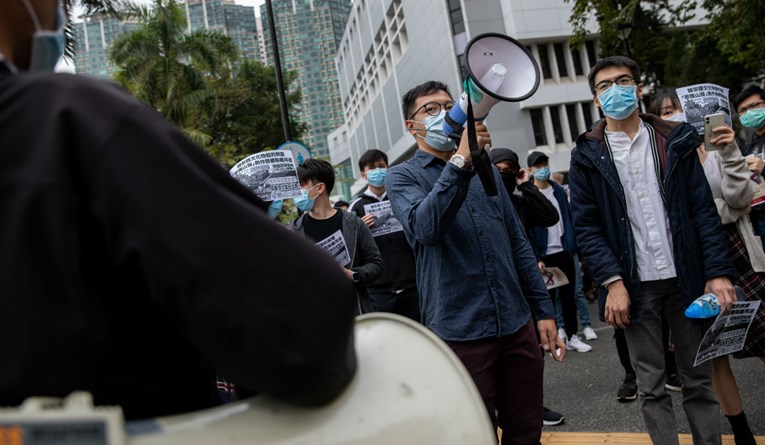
[{"xmin": 449, "ymin": 154, "xmax": 471, "ymax": 170}]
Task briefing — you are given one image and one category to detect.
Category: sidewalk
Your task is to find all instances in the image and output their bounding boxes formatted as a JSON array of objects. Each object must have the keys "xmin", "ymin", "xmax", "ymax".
[{"xmin": 540, "ymin": 432, "xmax": 764, "ymax": 444}]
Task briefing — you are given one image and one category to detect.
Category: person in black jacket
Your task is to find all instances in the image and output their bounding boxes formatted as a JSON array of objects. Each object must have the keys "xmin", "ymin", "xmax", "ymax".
[
  {"xmin": 290, "ymin": 159, "xmax": 384, "ymax": 315},
  {"xmin": 489, "ymin": 147, "xmax": 558, "ymax": 229},
  {"xmin": 349, "ymin": 149, "xmax": 419, "ymax": 321},
  {"xmin": 0, "ymin": 0, "xmax": 356, "ymax": 420}
]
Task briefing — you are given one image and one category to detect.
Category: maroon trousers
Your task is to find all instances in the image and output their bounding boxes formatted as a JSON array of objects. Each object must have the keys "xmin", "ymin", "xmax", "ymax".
[{"xmin": 447, "ymin": 319, "xmax": 543, "ymax": 445}]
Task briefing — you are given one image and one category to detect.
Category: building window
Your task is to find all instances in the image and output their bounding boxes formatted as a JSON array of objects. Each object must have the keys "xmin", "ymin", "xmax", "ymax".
[
  {"xmin": 447, "ymin": 0, "xmax": 465, "ymax": 35},
  {"xmin": 537, "ymin": 44, "xmax": 552, "ymax": 80},
  {"xmin": 553, "ymin": 43, "xmax": 567, "ymax": 78},
  {"xmin": 530, "ymin": 109, "xmax": 547, "ymax": 146},
  {"xmin": 584, "ymin": 103, "xmax": 595, "ymax": 130},
  {"xmin": 571, "ymin": 46, "xmax": 583, "ymax": 76},
  {"xmin": 585, "ymin": 40, "xmax": 598, "ymax": 69},
  {"xmin": 566, "ymin": 104, "xmax": 580, "ymax": 141},
  {"xmin": 550, "ymin": 106, "xmax": 564, "ymax": 144}
]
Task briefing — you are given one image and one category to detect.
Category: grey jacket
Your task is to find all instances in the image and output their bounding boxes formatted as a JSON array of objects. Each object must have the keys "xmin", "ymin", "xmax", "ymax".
[
  {"xmin": 706, "ymin": 142, "xmax": 765, "ymax": 272},
  {"xmin": 291, "ymin": 210, "xmax": 384, "ymax": 314}
]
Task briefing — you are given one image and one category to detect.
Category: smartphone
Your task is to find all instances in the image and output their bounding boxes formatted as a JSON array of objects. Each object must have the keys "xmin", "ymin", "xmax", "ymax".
[{"xmin": 704, "ymin": 113, "xmax": 726, "ymax": 151}]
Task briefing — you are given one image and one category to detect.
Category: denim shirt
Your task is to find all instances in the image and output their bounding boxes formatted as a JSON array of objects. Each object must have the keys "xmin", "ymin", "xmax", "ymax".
[{"xmin": 386, "ymin": 150, "xmax": 555, "ymax": 341}]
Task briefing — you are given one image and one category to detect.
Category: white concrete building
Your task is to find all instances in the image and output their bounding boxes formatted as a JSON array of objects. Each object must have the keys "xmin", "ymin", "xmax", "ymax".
[{"xmin": 331, "ymin": 0, "xmax": 606, "ymax": 194}]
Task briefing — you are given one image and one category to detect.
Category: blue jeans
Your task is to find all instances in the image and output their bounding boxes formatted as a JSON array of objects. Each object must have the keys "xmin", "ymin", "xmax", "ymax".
[{"xmin": 555, "ymin": 254, "xmax": 592, "ymax": 329}]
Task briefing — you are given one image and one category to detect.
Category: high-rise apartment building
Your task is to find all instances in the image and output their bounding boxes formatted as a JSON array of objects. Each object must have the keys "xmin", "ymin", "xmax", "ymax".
[
  {"xmin": 73, "ymin": 0, "xmax": 259, "ymax": 77},
  {"xmin": 260, "ymin": 0, "xmax": 353, "ymax": 161},
  {"xmin": 72, "ymin": 15, "xmax": 139, "ymax": 78}
]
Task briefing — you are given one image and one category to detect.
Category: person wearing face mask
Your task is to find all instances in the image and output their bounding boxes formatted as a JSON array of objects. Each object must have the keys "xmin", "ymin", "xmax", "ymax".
[
  {"xmin": 290, "ymin": 159, "xmax": 383, "ymax": 315},
  {"xmin": 527, "ymin": 152, "xmax": 592, "ymax": 354},
  {"xmin": 489, "ymin": 147, "xmax": 558, "ymax": 230},
  {"xmin": 386, "ymin": 80, "xmax": 565, "ymax": 444},
  {"xmin": 0, "ymin": 0, "xmax": 358, "ymax": 420},
  {"xmin": 732, "ymin": 86, "xmax": 765, "ymax": 251},
  {"xmin": 348, "ymin": 149, "xmax": 419, "ymax": 321},
  {"xmin": 650, "ymin": 88, "xmax": 765, "ymax": 445},
  {"xmin": 569, "ymin": 56, "xmax": 736, "ymax": 445}
]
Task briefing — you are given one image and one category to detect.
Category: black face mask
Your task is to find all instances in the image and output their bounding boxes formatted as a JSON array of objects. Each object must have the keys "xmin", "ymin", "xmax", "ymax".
[{"xmin": 500, "ymin": 171, "xmax": 517, "ymax": 195}]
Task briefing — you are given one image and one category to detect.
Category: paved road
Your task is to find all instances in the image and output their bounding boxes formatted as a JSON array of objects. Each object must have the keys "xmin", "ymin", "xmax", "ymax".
[{"xmin": 542, "ymin": 300, "xmax": 765, "ymax": 436}]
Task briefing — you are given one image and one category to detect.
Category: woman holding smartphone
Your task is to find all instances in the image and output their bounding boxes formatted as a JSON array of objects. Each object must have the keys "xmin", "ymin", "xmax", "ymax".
[{"xmin": 651, "ymin": 89, "xmax": 765, "ymax": 445}]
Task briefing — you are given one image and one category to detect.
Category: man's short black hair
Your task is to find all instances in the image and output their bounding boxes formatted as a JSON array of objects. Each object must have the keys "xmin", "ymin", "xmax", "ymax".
[
  {"xmin": 401, "ymin": 81, "xmax": 451, "ymax": 120},
  {"xmin": 648, "ymin": 88, "xmax": 681, "ymax": 116},
  {"xmin": 358, "ymin": 149, "xmax": 388, "ymax": 171},
  {"xmin": 733, "ymin": 85, "xmax": 765, "ymax": 112},
  {"xmin": 333, "ymin": 200, "xmax": 349, "ymax": 209},
  {"xmin": 298, "ymin": 159, "xmax": 335, "ymax": 194},
  {"xmin": 587, "ymin": 56, "xmax": 641, "ymax": 94}
]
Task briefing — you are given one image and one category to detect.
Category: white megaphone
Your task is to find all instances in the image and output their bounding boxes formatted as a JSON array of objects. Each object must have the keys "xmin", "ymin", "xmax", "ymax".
[{"xmin": 442, "ymin": 33, "xmax": 541, "ymax": 138}]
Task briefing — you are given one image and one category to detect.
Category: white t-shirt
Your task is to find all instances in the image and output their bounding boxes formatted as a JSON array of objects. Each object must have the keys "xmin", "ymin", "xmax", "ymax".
[{"xmin": 540, "ymin": 185, "xmax": 564, "ymax": 256}]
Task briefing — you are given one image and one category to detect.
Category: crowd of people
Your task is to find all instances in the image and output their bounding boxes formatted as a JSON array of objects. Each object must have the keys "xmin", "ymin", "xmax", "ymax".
[{"xmin": 1, "ymin": 1, "xmax": 763, "ymax": 445}]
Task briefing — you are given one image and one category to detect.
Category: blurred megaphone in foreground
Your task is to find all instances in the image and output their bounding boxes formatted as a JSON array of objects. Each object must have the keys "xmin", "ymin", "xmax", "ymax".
[{"xmin": 443, "ymin": 33, "xmax": 541, "ymax": 139}]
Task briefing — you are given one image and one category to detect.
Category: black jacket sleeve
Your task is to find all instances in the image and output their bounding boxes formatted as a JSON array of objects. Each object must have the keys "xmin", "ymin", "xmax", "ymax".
[
  {"xmin": 517, "ymin": 182, "xmax": 559, "ymax": 228},
  {"xmin": 352, "ymin": 216, "xmax": 384, "ymax": 284},
  {"xmin": 89, "ymin": 96, "xmax": 357, "ymax": 406}
]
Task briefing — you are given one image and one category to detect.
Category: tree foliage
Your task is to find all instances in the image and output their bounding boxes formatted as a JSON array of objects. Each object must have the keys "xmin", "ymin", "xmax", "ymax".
[
  {"xmin": 565, "ymin": 0, "xmax": 763, "ymax": 94},
  {"xmin": 101, "ymin": 0, "xmax": 304, "ymax": 167}
]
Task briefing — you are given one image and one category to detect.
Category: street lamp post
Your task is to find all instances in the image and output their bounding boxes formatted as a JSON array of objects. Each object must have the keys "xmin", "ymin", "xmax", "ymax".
[{"xmin": 265, "ymin": 0, "xmax": 292, "ymax": 142}]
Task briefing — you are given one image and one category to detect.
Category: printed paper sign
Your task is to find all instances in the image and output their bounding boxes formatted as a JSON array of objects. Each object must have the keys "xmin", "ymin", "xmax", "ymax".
[
  {"xmin": 542, "ymin": 267, "xmax": 569, "ymax": 290},
  {"xmin": 230, "ymin": 150, "xmax": 302, "ymax": 201},
  {"xmin": 694, "ymin": 300, "xmax": 761, "ymax": 366},
  {"xmin": 363, "ymin": 201, "xmax": 404, "ymax": 237},
  {"xmin": 676, "ymin": 83, "xmax": 732, "ymax": 136},
  {"xmin": 316, "ymin": 230, "xmax": 351, "ymax": 267}
]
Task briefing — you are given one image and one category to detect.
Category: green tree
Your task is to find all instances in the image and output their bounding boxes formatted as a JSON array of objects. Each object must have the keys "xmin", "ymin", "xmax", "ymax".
[
  {"xmin": 108, "ymin": 0, "xmax": 238, "ymax": 144},
  {"xmin": 565, "ymin": 0, "xmax": 763, "ymax": 93},
  {"xmin": 201, "ymin": 60, "xmax": 307, "ymax": 167}
]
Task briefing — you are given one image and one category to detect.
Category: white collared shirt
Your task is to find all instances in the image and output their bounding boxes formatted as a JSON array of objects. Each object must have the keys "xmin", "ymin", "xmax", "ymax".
[{"xmin": 607, "ymin": 120, "xmax": 677, "ymax": 282}]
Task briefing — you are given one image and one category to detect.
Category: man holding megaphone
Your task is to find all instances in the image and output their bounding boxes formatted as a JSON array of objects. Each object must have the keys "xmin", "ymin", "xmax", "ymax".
[{"xmin": 386, "ymin": 80, "xmax": 565, "ymax": 445}]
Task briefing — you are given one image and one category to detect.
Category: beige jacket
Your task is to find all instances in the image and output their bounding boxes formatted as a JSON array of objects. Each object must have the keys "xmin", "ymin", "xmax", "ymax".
[{"xmin": 705, "ymin": 142, "xmax": 765, "ymax": 273}]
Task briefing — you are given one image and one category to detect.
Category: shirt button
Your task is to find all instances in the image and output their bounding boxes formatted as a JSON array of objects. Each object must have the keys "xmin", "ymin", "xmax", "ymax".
[
  {"xmin": 479, "ymin": 230, "xmax": 485, "ymax": 236},
  {"xmin": 485, "ymin": 255, "xmax": 490, "ymax": 262}
]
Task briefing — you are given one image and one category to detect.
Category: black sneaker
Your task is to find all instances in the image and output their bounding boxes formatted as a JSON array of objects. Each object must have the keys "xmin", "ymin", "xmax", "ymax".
[
  {"xmin": 665, "ymin": 373, "xmax": 682, "ymax": 392},
  {"xmin": 543, "ymin": 407, "xmax": 565, "ymax": 426},
  {"xmin": 617, "ymin": 375, "xmax": 637, "ymax": 402}
]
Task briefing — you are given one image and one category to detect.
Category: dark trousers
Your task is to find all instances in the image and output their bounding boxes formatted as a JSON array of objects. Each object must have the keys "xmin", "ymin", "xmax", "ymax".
[
  {"xmin": 369, "ymin": 287, "xmax": 420, "ymax": 322},
  {"xmin": 447, "ymin": 320, "xmax": 543, "ymax": 445},
  {"xmin": 542, "ymin": 250, "xmax": 578, "ymax": 338}
]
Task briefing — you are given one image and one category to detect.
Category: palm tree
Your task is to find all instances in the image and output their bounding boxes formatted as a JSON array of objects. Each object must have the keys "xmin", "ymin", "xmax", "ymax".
[{"xmin": 107, "ymin": 0, "xmax": 238, "ymax": 144}]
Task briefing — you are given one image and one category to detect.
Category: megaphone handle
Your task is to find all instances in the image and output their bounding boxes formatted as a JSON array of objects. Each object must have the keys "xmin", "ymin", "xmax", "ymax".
[{"xmin": 466, "ymin": 85, "xmax": 498, "ymax": 197}]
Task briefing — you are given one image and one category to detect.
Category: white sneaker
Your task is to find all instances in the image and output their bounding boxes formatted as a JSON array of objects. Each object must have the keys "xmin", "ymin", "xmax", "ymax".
[
  {"xmin": 583, "ymin": 326, "xmax": 598, "ymax": 341},
  {"xmin": 567, "ymin": 334, "xmax": 593, "ymax": 352},
  {"xmin": 558, "ymin": 328, "xmax": 568, "ymax": 344}
]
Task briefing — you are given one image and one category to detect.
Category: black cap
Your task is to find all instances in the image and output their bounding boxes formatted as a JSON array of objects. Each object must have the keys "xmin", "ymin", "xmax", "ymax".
[
  {"xmin": 527, "ymin": 151, "xmax": 549, "ymax": 168},
  {"xmin": 489, "ymin": 148, "xmax": 519, "ymax": 167}
]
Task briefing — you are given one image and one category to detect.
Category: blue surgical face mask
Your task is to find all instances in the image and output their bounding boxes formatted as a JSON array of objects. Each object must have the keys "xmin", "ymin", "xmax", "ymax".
[
  {"xmin": 366, "ymin": 167, "xmax": 387, "ymax": 187},
  {"xmin": 415, "ymin": 110, "xmax": 456, "ymax": 152},
  {"xmin": 267, "ymin": 200, "xmax": 283, "ymax": 220},
  {"xmin": 294, "ymin": 183, "xmax": 320, "ymax": 212},
  {"xmin": 741, "ymin": 108, "xmax": 765, "ymax": 129},
  {"xmin": 666, "ymin": 112, "xmax": 687, "ymax": 123},
  {"xmin": 21, "ymin": 0, "xmax": 65, "ymax": 72},
  {"xmin": 534, "ymin": 166, "xmax": 551, "ymax": 182},
  {"xmin": 597, "ymin": 85, "xmax": 639, "ymax": 121}
]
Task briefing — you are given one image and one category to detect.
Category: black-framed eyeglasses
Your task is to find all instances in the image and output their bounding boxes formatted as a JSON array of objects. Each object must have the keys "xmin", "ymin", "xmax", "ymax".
[
  {"xmin": 737, "ymin": 101, "xmax": 765, "ymax": 115},
  {"xmin": 594, "ymin": 75, "xmax": 636, "ymax": 94},
  {"xmin": 409, "ymin": 101, "xmax": 455, "ymax": 120}
]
